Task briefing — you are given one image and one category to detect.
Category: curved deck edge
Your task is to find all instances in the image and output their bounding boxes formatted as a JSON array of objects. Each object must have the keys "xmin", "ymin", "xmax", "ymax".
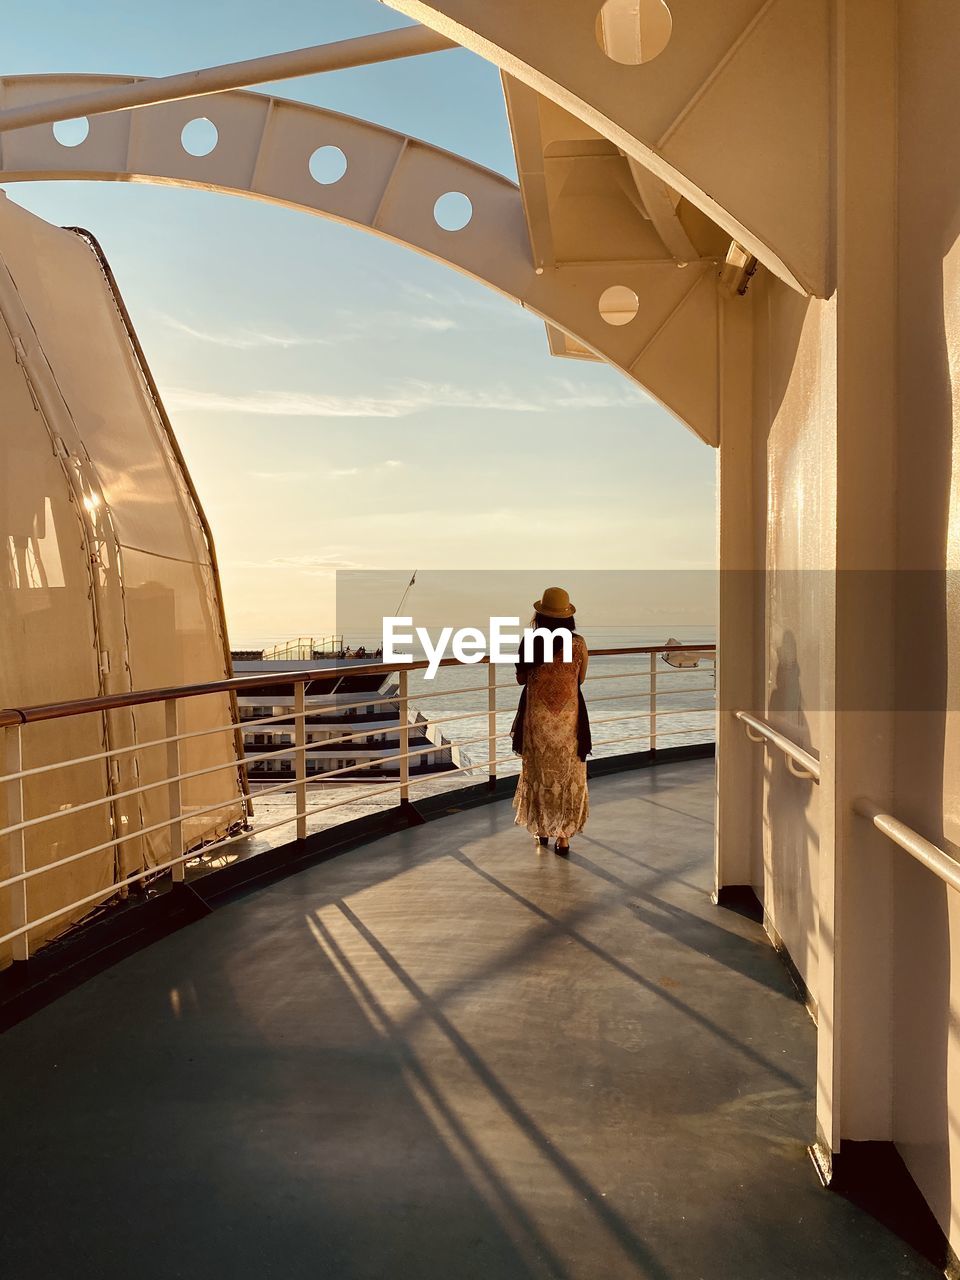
[{"xmin": 0, "ymin": 742, "xmax": 714, "ymax": 1032}]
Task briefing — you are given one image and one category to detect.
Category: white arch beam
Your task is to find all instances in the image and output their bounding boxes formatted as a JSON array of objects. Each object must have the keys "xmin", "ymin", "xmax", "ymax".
[
  {"xmin": 381, "ymin": 0, "xmax": 832, "ymax": 297},
  {"xmin": 0, "ymin": 75, "xmax": 723, "ymax": 444},
  {"xmin": 0, "ymin": 27, "xmax": 456, "ymax": 136}
]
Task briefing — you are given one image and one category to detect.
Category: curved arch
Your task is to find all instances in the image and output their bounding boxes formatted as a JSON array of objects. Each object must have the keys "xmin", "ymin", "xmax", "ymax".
[
  {"xmin": 384, "ymin": 0, "xmax": 831, "ymax": 297},
  {"xmin": 0, "ymin": 75, "xmax": 721, "ymax": 444}
]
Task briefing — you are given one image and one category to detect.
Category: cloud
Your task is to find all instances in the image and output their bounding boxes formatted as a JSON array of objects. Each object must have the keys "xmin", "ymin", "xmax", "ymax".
[
  {"xmin": 158, "ymin": 314, "xmax": 333, "ymax": 350},
  {"xmin": 248, "ymin": 462, "xmax": 404, "ymax": 484},
  {"xmin": 166, "ymin": 388, "xmax": 419, "ymax": 418},
  {"xmin": 162, "ymin": 308, "xmax": 461, "ymax": 351},
  {"xmin": 225, "ymin": 552, "xmax": 366, "ymax": 574},
  {"xmin": 335, "ymin": 309, "xmax": 459, "ymax": 337},
  {"xmin": 397, "ymin": 279, "xmax": 524, "ymax": 322},
  {"xmin": 406, "ymin": 314, "xmax": 459, "ymax": 332},
  {"xmin": 550, "ymin": 378, "xmax": 650, "ymax": 410},
  {"xmin": 166, "ymin": 377, "xmax": 647, "ymax": 421}
]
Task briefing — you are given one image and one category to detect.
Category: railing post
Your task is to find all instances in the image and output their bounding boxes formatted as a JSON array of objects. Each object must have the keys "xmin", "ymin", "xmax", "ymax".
[
  {"xmin": 295, "ymin": 679, "xmax": 307, "ymax": 840},
  {"xmin": 164, "ymin": 698, "xmax": 184, "ymax": 882},
  {"xmin": 649, "ymin": 649, "xmax": 658, "ymax": 753},
  {"xmin": 4, "ymin": 724, "xmax": 29, "ymax": 960},
  {"xmin": 487, "ymin": 660, "xmax": 497, "ymax": 786},
  {"xmin": 398, "ymin": 668, "xmax": 410, "ymax": 804}
]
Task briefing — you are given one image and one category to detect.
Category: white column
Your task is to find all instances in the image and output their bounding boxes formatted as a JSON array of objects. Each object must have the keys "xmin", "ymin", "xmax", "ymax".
[
  {"xmin": 815, "ymin": 0, "xmax": 899, "ymax": 1160},
  {"xmin": 714, "ymin": 290, "xmax": 759, "ymax": 895}
]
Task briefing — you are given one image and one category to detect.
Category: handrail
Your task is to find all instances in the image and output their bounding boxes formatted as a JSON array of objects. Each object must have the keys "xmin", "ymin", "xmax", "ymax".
[
  {"xmin": 735, "ymin": 711, "xmax": 820, "ymax": 782},
  {"xmin": 1, "ymin": 643, "xmax": 716, "ymax": 959},
  {"xmin": 855, "ymin": 799, "xmax": 960, "ymax": 894},
  {"xmin": 0, "ymin": 645, "xmax": 716, "ymax": 728}
]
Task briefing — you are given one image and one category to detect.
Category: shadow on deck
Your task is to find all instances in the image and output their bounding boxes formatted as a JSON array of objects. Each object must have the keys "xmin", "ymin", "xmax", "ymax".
[{"xmin": 0, "ymin": 760, "xmax": 940, "ymax": 1278}]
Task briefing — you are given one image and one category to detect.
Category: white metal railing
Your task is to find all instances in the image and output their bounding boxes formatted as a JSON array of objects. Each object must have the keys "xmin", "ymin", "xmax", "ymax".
[
  {"xmin": 855, "ymin": 799, "xmax": 960, "ymax": 894},
  {"xmin": 735, "ymin": 710, "xmax": 821, "ymax": 781},
  {"xmin": 1, "ymin": 644, "xmax": 715, "ymax": 962},
  {"xmin": 261, "ymin": 634, "xmax": 346, "ymax": 662},
  {"xmin": 735, "ymin": 712, "xmax": 960, "ymax": 895}
]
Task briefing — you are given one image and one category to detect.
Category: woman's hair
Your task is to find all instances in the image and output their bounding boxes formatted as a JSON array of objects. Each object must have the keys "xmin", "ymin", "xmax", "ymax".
[
  {"xmin": 531, "ymin": 611, "xmax": 576, "ymax": 632},
  {"xmin": 522, "ymin": 611, "xmax": 577, "ymax": 667}
]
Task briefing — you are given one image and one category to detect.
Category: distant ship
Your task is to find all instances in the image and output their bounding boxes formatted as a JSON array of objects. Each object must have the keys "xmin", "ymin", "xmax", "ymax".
[{"xmin": 230, "ymin": 643, "xmax": 459, "ymax": 784}]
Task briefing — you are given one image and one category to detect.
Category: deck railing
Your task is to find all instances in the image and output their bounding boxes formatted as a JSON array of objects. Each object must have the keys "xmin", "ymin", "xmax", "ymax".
[
  {"xmin": 734, "ymin": 709, "xmax": 960, "ymax": 894},
  {"xmin": 735, "ymin": 711, "xmax": 821, "ymax": 781},
  {"xmin": 0, "ymin": 644, "xmax": 715, "ymax": 962},
  {"xmin": 854, "ymin": 799, "xmax": 960, "ymax": 894}
]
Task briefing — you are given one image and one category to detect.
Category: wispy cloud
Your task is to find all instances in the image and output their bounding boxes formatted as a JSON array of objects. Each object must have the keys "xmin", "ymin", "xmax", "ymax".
[
  {"xmin": 397, "ymin": 279, "xmax": 523, "ymax": 322},
  {"xmin": 549, "ymin": 378, "xmax": 649, "ymax": 410},
  {"xmin": 166, "ymin": 377, "xmax": 647, "ymax": 420},
  {"xmin": 157, "ymin": 281, "xmax": 526, "ymax": 354},
  {"xmin": 335, "ymin": 309, "xmax": 459, "ymax": 337},
  {"xmin": 379, "ymin": 312, "xmax": 459, "ymax": 333},
  {"xmin": 166, "ymin": 388, "xmax": 416, "ymax": 418},
  {"xmin": 158, "ymin": 314, "xmax": 333, "ymax": 350},
  {"xmin": 225, "ymin": 552, "xmax": 366, "ymax": 574},
  {"xmin": 245, "ymin": 461, "xmax": 405, "ymax": 484}
]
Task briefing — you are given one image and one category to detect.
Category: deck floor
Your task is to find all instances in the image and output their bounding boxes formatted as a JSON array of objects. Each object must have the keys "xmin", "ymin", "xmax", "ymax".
[{"xmin": 0, "ymin": 760, "xmax": 940, "ymax": 1278}]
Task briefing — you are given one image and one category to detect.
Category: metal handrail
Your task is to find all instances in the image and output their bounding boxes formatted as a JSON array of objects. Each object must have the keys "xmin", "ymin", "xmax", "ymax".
[
  {"xmin": 0, "ymin": 645, "xmax": 716, "ymax": 727},
  {"xmin": 855, "ymin": 799, "xmax": 960, "ymax": 894},
  {"xmin": 735, "ymin": 710, "xmax": 820, "ymax": 782},
  {"xmin": 1, "ymin": 643, "xmax": 716, "ymax": 958}
]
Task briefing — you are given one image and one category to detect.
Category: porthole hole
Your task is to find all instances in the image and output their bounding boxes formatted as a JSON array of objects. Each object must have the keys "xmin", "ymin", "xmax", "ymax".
[
  {"xmin": 433, "ymin": 191, "xmax": 473, "ymax": 232},
  {"xmin": 309, "ymin": 145, "xmax": 348, "ymax": 185},
  {"xmin": 596, "ymin": 0, "xmax": 673, "ymax": 65},
  {"xmin": 180, "ymin": 117, "xmax": 218, "ymax": 158},
  {"xmin": 599, "ymin": 285, "xmax": 640, "ymax": 326},
  {"xmin": 52, "ymin": 117, "xmax": 89, "ymax": 148}
]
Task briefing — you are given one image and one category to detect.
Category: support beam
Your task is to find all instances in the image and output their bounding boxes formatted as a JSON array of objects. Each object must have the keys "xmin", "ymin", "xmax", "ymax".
[
  {"xmin": 625, "ymin": 158, "xmax": 698, "ymax": 264},
  {"xmin": 714, "ymin": 290, "xmax": 758, "ymax": 896},
  {"xmin": 0, "ymin": 26, "xmax": 456, "ymax": 135},
  {"xmin": 815, "ymin": 0, "xmax": 898, "ymax": 1161},
  {"xmin": 0, "ymin": 77, "xmax": 723, "ymax": 444},
  {"xmin": 382, "ymin": 0, "xmax": 832, "ymax": 296}
]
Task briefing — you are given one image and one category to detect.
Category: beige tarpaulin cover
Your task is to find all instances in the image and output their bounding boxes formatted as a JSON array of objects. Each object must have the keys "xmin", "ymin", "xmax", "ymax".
[{"xmin": 0, "ymin": 194, "xmax": 244, "ymax": 963}]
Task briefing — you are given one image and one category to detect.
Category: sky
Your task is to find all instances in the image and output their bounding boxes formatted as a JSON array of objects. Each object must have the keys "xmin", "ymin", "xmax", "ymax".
[{"xmin": 3, "ymin": 0, "xmax": 717, "ymax": 646}]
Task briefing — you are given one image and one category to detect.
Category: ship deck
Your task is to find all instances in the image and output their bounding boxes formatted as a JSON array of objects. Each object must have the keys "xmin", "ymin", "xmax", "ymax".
[{"xmin": 0, "ymin": 760, "xmax": 939, "ymax": 1278}]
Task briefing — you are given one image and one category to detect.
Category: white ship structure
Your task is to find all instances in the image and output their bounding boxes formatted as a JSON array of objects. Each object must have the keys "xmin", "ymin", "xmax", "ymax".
[{"xmin": 231, "ymin": 651, "xmax": 459, "ymax": 783}]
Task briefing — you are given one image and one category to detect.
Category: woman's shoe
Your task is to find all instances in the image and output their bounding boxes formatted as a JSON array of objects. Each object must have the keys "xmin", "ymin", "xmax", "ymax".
[
  {"xmin": 555, "ymin": 839, "xmax": 570, "ymax": 856},
  {"xmin": 536, "ymin": 835, "xmax": 549, "ymax": 847}
]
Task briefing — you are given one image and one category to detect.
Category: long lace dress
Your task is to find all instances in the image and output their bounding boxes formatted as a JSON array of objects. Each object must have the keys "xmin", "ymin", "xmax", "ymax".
[{"xmin": 513, "ymin": 633, "xmax": 589, "ymax": 839}]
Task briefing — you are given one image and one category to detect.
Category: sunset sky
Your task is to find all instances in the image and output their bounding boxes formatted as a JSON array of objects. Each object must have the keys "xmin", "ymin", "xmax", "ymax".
[{"xmin": 4, "ymin": 0, "xmax": 716, "ymax": 645}]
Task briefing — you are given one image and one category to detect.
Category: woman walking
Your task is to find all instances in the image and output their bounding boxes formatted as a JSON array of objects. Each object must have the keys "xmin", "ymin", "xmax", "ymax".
[{"xmin": 512, "ymin": 587, "xmax": 590, "ymax": 854}]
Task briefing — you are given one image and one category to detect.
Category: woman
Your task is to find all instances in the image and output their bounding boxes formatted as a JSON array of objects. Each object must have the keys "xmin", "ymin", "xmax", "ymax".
[{"xmin": 512, "ymin": 586, "xmax": 590, "ymax": 854}]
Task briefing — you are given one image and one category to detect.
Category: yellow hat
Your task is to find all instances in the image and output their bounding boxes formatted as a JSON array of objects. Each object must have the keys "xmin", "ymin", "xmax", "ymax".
[{"xmin": 534, "ymin": 586, "xmax": 575, "ymax": 619}]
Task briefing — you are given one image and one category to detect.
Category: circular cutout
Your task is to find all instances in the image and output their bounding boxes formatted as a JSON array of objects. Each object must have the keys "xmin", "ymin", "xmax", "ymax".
[
  {"xmin": 180, "ymin": 117, "xmax": 218, "ymax": 157},
  {"xmin": 309, "ymin": 145, "xmax": 348, "ymax": 185},
  {"xmin": 52, "ymin": 117, "xmax": 89, "ymax": 148},
  {"xmin": 596, "ymin": 0, "xmax": 673, "ymax": 65},
  {"xmin": 599, "ymin": 285, "xmax": 640, "ymax": 326},
  {"xmin": 433, "ymin": 192, "xmax": 473, "ymax": 232}
]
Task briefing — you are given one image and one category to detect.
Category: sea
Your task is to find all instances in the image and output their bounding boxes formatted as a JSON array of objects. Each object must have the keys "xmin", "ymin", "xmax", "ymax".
[
  {"xmin": 407, "ymin": 624, "xmax": 716, "ymax": 773},
  {"xmin": 226, "ymin": 625, "xmax": 715, "ymax": 855}
]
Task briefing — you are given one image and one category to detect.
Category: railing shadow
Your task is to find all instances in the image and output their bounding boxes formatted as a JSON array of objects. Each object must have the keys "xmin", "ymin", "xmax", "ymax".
[{"xmin": 319, "ymin": 898, "xmax": 673, "ymax": 1280}]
